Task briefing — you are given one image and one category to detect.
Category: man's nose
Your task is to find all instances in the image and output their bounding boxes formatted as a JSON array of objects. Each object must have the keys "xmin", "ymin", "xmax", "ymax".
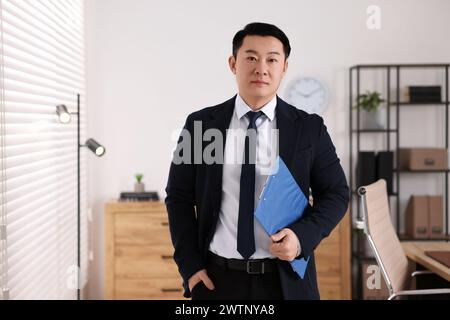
[{"xmin": 254, "ymin": 61, "xmax": 268, "ymax": 76}]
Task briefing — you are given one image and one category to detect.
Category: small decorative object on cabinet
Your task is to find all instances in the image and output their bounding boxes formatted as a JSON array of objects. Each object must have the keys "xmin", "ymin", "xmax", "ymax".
[
  {"xmin": 134, "ymin": 173, "xmax": 145, "ymax": 192},
  {"xmin": 349, "ymin": 63, "xmax": 450, "ymax": 299},
  {"xmin": 104, "ymin": 201, "xmax": 186, "ymax": 299}
]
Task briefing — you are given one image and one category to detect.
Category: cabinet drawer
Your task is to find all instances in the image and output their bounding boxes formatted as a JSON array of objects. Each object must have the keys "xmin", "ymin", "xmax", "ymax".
[
  {"xmin": 115, "ymin": 245, "xmax": 174, "ymax": 258},
  {"xmin": 115, "ymin": 245, "xmax": 179, "ymax": 278},
  {"xmin": 115, "ymin": 213, "xmax": 171, "ymax": 245},
  {"xmin": 317, "ymin": 275, "xmax": 342, "ymax": 300},
  {"xmin": 315, "ymin": 242, "xmax": 341, "ymax": 274},
  {"xmin": 115, "ymin": 278, "xmax": 185, "ymax": 300}
]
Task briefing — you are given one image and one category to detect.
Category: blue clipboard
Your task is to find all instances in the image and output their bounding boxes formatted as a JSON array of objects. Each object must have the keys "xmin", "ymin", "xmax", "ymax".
[{"xmin": 254, "ymin": 156, "xmax": 310, "ymax": 278}]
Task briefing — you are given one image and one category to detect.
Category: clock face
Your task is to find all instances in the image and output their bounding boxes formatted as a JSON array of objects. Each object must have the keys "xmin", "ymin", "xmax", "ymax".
[{"xmin": 286, "ymin": 77, "xmax": 328, "ymax": 115}]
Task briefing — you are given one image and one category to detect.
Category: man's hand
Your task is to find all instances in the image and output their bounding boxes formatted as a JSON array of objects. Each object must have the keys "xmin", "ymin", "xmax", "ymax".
[
  {"xmin": 188, "ymin": 269, "xmax": 215, "ymax": 292},
  {"xmin": 269, "ymin": 228, "xmax": 301, "ymax": 261}
]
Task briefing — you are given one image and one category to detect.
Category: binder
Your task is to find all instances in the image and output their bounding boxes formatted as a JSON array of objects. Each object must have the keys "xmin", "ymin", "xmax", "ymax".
[
  {"xmin": 254, "ymin": 156, "xmax": 310, "ymax": 278},
  {"xmin": 357, "ymin": 151, "xmax": 376, "ymax": 187},
  {"xmin": 376, "ymin": 151, "xmax": 393, "ymax": 195}
]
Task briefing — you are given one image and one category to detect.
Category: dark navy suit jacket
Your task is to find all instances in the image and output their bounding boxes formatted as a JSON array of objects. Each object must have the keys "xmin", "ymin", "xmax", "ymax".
[{"xmin": 165, "ymin": 95, "xmax": 349, "ymax": 299}]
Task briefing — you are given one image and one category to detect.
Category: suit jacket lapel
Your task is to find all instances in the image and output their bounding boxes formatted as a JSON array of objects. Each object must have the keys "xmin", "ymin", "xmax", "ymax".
[
  {"xmin": 207, "ymin": 95, "xmax": 236, "ymax": 212},
  {"xmin": 276, "ymin": 96, "xmax": 303, "ymax": 168}
]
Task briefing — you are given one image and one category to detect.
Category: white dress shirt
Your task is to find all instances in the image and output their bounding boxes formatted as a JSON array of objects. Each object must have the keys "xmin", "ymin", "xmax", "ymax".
[{"xmin": 208, "ymin": 94, "xmax": 279, "ymax": 259}]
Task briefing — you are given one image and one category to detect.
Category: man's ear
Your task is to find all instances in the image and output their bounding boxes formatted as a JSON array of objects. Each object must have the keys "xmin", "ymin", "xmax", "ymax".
[
  {"xmin": 228, "ymin": 55, "xmax": 236, "ymax": 74},
  {"xmin": 283, "ymin": 59, "xmax": 289, "ymax": 74}
]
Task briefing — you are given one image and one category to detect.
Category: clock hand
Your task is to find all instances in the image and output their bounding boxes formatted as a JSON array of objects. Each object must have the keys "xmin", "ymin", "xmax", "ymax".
[
  {"xmin": 304, "ymin": 87, "xmax": 321, "ymax": 98},
  {"xmin": 295, "ymin": 89, "xmax": 311, "ymax": 97}
]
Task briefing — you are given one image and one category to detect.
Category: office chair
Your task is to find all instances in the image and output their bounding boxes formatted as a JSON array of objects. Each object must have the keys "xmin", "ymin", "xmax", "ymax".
[{"xmin": 357, "ymin": 179, "xmax": 450, "ymax": 300}]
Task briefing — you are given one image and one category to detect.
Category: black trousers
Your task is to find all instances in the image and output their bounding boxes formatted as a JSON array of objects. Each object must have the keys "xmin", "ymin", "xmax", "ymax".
[{"xmin": 191, "ymin": 254, "xmax": 284, "ymax": 300}]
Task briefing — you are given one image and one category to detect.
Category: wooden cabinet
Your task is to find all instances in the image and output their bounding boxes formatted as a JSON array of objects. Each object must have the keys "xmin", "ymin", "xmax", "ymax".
[
  {"xmin": 104, "ymin": 201, "xmax": 186, "ymax": 299},
  {"xmin": 315, "ymin": 211, "xmax": 351, "ymax": 299},
  {"xmin": 105, "ymin": 201, "xmax": 350, "ymax": 300}
]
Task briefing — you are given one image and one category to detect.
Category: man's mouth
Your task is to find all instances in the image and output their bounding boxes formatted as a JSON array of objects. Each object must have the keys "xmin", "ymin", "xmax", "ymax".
[{"xmin": 251, "ymin": 80, "xmax": 269, "ymax": 85}]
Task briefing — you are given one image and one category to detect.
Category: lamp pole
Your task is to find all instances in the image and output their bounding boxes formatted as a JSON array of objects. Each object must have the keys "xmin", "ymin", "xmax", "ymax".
[
  {"xmin": 56, "ymin": 95, "xmax": 105, "ymax": 300},
  {"xmin": 77, "ymin": 93, "xmax": 81, "ymax": 300}
]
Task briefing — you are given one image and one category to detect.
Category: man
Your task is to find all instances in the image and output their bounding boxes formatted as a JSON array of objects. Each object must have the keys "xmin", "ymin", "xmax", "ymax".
[{"xmin": 165, "ymin": 22, "xmax": 349, "ymax": 300}]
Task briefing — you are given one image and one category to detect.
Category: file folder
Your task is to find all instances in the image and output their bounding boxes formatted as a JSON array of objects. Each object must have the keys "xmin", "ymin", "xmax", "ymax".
[{"xmin": 255, "ymin": 156, "xmax": 310, "ymax": 278}]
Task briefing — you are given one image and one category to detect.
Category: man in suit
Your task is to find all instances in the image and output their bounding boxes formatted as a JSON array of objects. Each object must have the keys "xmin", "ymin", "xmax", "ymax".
[{"xmin": 165, "ymin": 22, "xmax": 349, "ymax": 300}]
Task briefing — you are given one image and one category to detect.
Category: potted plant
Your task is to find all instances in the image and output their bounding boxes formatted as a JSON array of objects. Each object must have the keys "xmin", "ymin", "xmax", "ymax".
[
  {"xmin": 134, "ymin": 173, "xmax": 145, "ymax": 192},
  {"xmin": 355, "ymin": 91, "xmax": 386, "ymax": 129}
]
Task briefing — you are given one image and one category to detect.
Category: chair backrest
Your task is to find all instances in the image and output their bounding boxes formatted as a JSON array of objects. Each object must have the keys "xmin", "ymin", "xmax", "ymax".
[{"xmin": 358, "ymin": 179, "xmax": 409, "ymax": 295}]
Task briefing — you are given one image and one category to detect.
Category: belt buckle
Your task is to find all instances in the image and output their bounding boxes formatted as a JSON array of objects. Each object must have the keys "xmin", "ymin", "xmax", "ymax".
[{"xmin": 246, "ymin": 260, "xmax": 264, "ymax": 274}]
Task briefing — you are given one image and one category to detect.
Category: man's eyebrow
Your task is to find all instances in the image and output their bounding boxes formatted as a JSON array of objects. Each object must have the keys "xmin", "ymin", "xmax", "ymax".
[{"xmin": 244, "ymin": 49, "xmax": 281, "ymax": 55}]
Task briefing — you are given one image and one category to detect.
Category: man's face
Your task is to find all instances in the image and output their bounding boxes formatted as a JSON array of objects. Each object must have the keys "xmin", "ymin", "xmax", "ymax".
[{"xmin": 229, "ymin": 35, "xmax": 288, "ymax": 103}]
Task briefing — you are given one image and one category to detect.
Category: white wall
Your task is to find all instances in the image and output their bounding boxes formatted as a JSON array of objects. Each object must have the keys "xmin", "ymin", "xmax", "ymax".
[{"xmin": 85, "ymin": 0, "xmax": 450, "ymax": 299}]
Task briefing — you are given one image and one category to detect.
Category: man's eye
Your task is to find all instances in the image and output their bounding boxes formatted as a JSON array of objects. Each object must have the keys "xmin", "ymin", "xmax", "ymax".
[
  {"xmin": 247, "ymin": 57, "xmax": 257, "ymax": 61},
  {"xmin": 268, "ymin": 58, "xmax": 278, "ymax": 63}
]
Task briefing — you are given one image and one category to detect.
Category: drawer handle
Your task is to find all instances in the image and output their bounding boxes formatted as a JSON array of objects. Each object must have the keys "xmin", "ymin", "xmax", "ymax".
[
  {"xmin": 161, "ymin": 288, "xmax": 182, "ymax": 293},
  {"xmin": 432, "ymin": 227, "xmax": 442, "ymax": 234},
  {"xmin": 161, "ymin": 255, "xmax": 173, "ymax": 260},
  {"xmin": 161, "ymin": 222, "xmax": 169, "ymax": 226},
  {"xmin": 417, "ymin": 227, "xmax": 427, "ymax": 234}
]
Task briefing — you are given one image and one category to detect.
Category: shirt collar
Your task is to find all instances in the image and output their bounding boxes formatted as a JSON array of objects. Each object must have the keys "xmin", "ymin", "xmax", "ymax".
[{"xmin": 235, "ymin": 94, "xmax": 277, "ymax": 121}]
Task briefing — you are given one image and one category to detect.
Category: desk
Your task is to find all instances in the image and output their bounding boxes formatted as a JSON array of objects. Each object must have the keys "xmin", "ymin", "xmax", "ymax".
[{"xmin": 401, "ymin": 241, "xmax": 450, "ymax": 283}]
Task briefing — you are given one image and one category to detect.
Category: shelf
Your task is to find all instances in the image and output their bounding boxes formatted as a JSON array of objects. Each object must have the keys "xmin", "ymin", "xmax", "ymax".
[
  {"xmin": 351, "ymin": 64, "xmax": 450, "ymax": 69},
  {"xmin": 352, "ymin": 228, "xmax": 450, "ymax": 241},
  {"xmin": 351, "ymin": 101, "xmax": 448, "ymax": 109},
  {"xmin": 352, "ymin": 129, "xmax": 398, "ymax": 133},
  {"xmin": 352, "ymin": 190, "xmax": 397, "ymax": 196},
  {"xmin": 389, "ymin": 101, "xmax": 449, "ymax": 105},
  {"xmin": 349, "ymin": 63, "xmax": 450, "ymax": 300},
  {"xmin": 394, "ymin": 169, "xmax": 450, "ymax": 173},
  {"xmin": 399, "ymin": 234, "xmax": 450, "ymax": 241}
]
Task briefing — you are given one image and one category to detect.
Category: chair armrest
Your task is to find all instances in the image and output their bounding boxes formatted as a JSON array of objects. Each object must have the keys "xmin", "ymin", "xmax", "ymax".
[
  {"xmin": 388, "ymin": 288, "xmax": 450, "ymax": 300},
  {"xmin": 411, "ymin": 270, "xmax": 434, "ymax": 278}
]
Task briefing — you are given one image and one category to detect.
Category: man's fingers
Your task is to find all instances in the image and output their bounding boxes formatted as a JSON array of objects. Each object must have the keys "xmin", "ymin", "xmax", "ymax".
[
  {"xmin": 200, "ymin": 273, "xmax": 215, "ymax": 290},
  {"xmin": 188, "ymin": 269, "xmax": 206, "ymax": 291},
  {"xmin": 270, "ymin": 242, "xmax": 285, "ymax": 257},
  {"xmin": 271, "ymin": 229, "xmax": 288, "ymax": 242},
  {"xmin": 189, "ymin": 278, "xmax": 201, "ymax": 291},
  {"xmin": 269, "ymin": 244, "xmax": 277, "ymax": 256},
  {"xmin": 271, "ymin": 239, "xmax": 286, "ymax": 250},
  {"xmin": 270, "ymin": 230, "xmax": 297, "ymax": 261}
]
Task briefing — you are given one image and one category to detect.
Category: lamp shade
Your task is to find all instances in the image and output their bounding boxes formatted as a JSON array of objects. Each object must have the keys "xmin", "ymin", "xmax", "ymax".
[
  {"xmin": 85, "ymin": 138, "xmax": 106, "ymax": 157},
  {"xmin": 56, "ymin": 104, "xmax": 71, "ymax": 123}
]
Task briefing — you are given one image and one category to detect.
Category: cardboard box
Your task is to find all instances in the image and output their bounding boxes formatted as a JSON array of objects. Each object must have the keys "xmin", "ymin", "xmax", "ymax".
[
  {"xmin": 361, "ymin": 261, "xmax": 390, "ymax": 300},
  {"xmin": 429, "ymin": 196, "xmax": 444, "ymax": 238},
  {"xmin": 405, "ymin": 195, "xmax": 443, "ymax": 239},
  {"xmin": 405, "ymin": 196, "xmax": 429, "ymax": 239},
  {"xmin": 399, "ymin": 148, "xmax": 448, "ymax": 171}
]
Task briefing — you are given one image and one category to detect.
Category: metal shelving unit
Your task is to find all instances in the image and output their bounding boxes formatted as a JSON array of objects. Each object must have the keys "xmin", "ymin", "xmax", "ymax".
[{"xmin": 349, "ymin": 63, "xmax": 450, "ymax": 299}]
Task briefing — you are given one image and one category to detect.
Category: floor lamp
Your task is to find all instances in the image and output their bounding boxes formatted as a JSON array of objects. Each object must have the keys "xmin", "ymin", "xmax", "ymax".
[{"xmin": 56, "ymin": 94, "xmax": 105, "ymax": 300}]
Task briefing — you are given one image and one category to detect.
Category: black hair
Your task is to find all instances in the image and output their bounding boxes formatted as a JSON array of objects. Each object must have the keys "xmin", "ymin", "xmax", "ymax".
[{"xmin": 232, "ymin": 22, "xmax": 291, "ymax": 59}]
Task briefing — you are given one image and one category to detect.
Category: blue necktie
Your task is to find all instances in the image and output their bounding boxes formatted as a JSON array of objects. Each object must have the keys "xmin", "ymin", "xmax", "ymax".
[{"xmin": 237, "ymin": 111, "xmax": 264, "ymax": 259}]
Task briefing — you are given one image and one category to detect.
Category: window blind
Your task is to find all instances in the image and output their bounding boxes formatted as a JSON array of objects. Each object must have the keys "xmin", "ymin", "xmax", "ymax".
[
  {"xmin": 0, "ymin": 0, "xmax": 87, "ymax": 299},
  {"xmin": 1, "ymin": 5, "xmax": 7, "ymax": 298}
]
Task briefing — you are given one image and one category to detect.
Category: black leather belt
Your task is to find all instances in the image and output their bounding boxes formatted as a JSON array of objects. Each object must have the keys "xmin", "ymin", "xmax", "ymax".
[{"xmin": 207, "ymin": 252, "xmax": 277, "ymax": 274}]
